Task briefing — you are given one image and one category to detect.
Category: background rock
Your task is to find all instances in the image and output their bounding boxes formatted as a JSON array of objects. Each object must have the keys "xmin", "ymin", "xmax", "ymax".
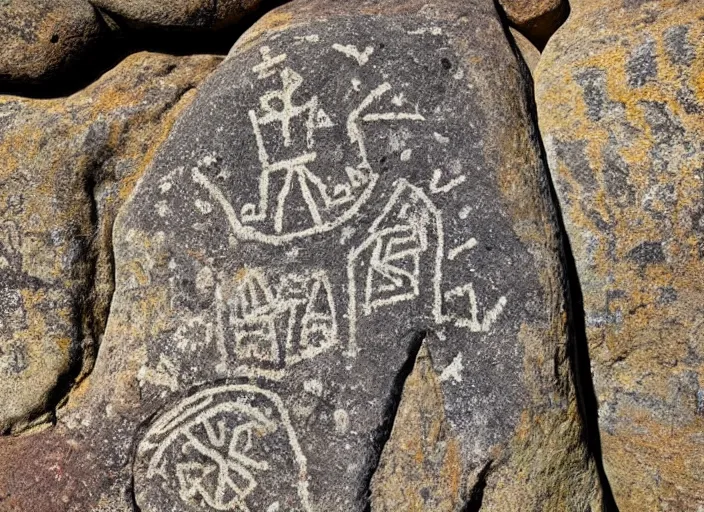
[
  {"xmin": 90, "ymin": 0, "xmax": 265, "ymax": 30},
  {"xmin": 0, "ymin": 51, "xmax": 221, "ymax": 434},
  {"xmin": 536, "ymin": 0, "xmax": 704, "ymax": 509},
  {"xmin": 0, "ymin": 0, "xmax": 103, "ymax": 86},
  {"xmin": 497, "ymin": 0, "xmax": 567, "ymax": 49},
  {"xmin": 10, "ymin": 0, "xmax": 604, "ymax": 510},
  {"xmin": 509, "ymin": 27, "xmax": 540, "ymax": 76}
]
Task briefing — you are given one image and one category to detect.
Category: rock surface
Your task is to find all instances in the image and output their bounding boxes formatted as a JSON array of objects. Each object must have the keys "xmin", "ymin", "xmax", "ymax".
[
  {"xmin": 498, "ymin": 0, "xmax": 567, "ymax": 49},
  {"xmin": 90, "ymin": 0, "xmax": 263, "ymax": 30},
  {"xmin": 371, "ymin": 344, "xmax": 461, "ymax": 511},
  {"xmin": 509, "ymin": 27, "xmax": 540, "ymax": 76},
  {"xmin": 0, "ymin": 0, "xmax": 603, "ymax": 510},
  {"xmin": 0, "ymin": 0, "xmax": 103, "ymax": 86},
  {"xmin": 536, "ymin": 0, "xmax": 704, "ymax": 509},
  {"xmin": 0, "ymin": 51, "xmax": 221, "ymax": 434}
]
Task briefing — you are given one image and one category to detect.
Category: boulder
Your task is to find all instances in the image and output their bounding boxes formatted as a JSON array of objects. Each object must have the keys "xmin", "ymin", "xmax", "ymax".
[
  {"xmin": 90, "ymin": 0, "xmax": 263, "ymax": 30},
  {"xmin": 0, "ymin": 0, "xmax": 103, "ymax": 86},
  {"xmin": 0, "ymin": 52, "xmax": 221, "ymax": 434},
  {"xmin": 498, "ymin": 0, "xmax": 567, "ymax": 49},
  {"xmin": 510, "ymin": 28, "xmax": 540, "ymax": 76},
  {"xmin": 536, "ymin": 1, "xmax": 704, "ymax": 509},
  {"xmin": 1, "ymin": 0, "xmax": 602, "ymax": 510}
]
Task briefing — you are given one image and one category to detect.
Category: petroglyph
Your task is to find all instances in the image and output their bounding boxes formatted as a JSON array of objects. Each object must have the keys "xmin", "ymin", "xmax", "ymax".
[
  {"xmin": 163, "ymin": 267, "xmax": 339, "ymax": 381},
  {"xmin": 221, "ymin": 268, "xmax": 338, "ymax": 369},
  {"xmin": 347, "ymin": 179, "xmax": 444, "ymax": 355},
  {"xmin": 332, "ymin": 44, "xmax": 375, "ymax": 66},
  {"xmin": 448, "ymin": 238, "xmax": 478, "ymax": 261},
  {"xmin": 135, "ymin": 384, "xmax": 312, "ymax": 512},
  {"xmin": 442, "ymin": 283, "xmax": 507, "ymax": 332},
  {"xmin": 192, "ymin": 47, "xmax": 425, "ymax": 246},
  {"xmin": 429, "ymin": 167, "xmax": 466, "ymax": 194},
  {"xmin": 346, "ymin": 176, "xmax": 509, "ymax": 351}
]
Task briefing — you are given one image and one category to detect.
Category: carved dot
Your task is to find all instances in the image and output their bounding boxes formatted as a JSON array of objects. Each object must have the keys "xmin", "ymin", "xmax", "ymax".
[{"xmin": 441, "ymin": 58, "xmax": 452, "ymax": 70}]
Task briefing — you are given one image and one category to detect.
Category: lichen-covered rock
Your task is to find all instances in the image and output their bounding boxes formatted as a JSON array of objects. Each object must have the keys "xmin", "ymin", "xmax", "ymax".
[
  {"xmin": 0, "ymin": 0, "xmax": 103, "ymax": 86},
  {"xmin": 0, "ymin": 52, "xmax": 221, "ymax": 434},
  {"xmin": 0, "ymin": 0, "xmax": 602, "ymax": 510},
  {"xmin": 536, "ymin": 1, "xmax": 704, "ymax": 509},
  {"xmin": 90, "ymin": 0, "xmax": 262, "ymax": 30},
  {"xmin": 498, "ymin": 0, "xmax": 567, "ymax": 49}
]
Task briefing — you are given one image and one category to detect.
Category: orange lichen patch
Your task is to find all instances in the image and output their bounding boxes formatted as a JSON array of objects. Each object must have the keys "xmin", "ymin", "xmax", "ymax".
[{"xmin": 602, "ymin": 409, "xmax": 704, "ymax": 510}]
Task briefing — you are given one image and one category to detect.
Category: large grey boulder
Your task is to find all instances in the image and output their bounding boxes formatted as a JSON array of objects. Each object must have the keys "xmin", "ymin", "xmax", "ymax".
[{"xmin": 536, "ymin": 0, "xmax": 704, "ymax": 509}]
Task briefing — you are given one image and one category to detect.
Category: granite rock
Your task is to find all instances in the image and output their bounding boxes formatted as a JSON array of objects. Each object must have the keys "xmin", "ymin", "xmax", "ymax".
[
  {"xmin": 0, "ymin": 51, "xmax": 221, "ymax": 434},
  {"xmin": 90, "ymin": 0, "xmax": 263, "ymax": 30},
  {"xmin": 498, "ymin": 0, "xmax": 567, "ymax": 49},
  {"xmin": 536, "ymin": 0, "xmax": 704, "ymax": 509},
  {"xmin": 0, "ymin": 0, "xmax": 602, "ymax": 510},
  {"xmin": 0, "ymin": 0, "xmax": 103, "ymax": 86}
]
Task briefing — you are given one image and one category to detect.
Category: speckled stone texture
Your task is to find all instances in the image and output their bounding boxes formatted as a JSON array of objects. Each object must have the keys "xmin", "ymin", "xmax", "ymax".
[
  {"xmin": 90, "ymin": 0, "xmax": 263, "ymax": 30},
  {"xmin": 0, "ymin": 52, "xmax": 221, "ymax": 435},
  {"xmin": 0, "ymin": 0, "xmax": 103, "ymax": 86},
  {"xmin": 536, "ymin": 0, "xmax": 704, "ymax": 509}
]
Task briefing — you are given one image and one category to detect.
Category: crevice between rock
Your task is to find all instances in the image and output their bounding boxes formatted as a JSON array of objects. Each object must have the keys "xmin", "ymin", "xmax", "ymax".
[
  {"xmin": 49, "ymin": 165, "xmax": 104, "ymax": 427},
  {"xmin": 130, "ymin": 472, "xmax": 143, "ymax": 512},
  {"xmin": 461, "ymin": 460, "xmax": 493, "ymax": 512},
  {"xmin": 494, "ymin": 1, "xmax": 620, "ymax": 510},
  {"xmin": 360, "ymin": 330, "xmax": 426, "ymax": 511}
]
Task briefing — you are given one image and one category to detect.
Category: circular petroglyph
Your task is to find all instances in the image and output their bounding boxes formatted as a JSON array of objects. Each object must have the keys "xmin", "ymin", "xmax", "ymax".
[{"xmin": 134, "ymin": 384, "xmax": 312, "ymax": 512}]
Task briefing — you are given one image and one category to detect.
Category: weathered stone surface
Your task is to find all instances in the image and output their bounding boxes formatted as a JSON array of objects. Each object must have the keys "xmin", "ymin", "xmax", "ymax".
[
  {"xmin": 0, "ymin": 52, "xmax": 221, "ymax": 434},
  {"xmin": 498, "ymin": 0, "xmax": 567, "ymax": 49},
  {"xmin": 0, "ymin": 0, "xmax": 601, "ymax": 510},
  {"xmin": 0, "ymin": 0, "xmax": 103, "ymax": 86},
  {"xmin": 371, "ymin": 344, "xmax": 462, "ymax": 511},
  {"xmin": 90, "ymin": 0, "xmax": 262, "ymax": 30},
  {"xmin": 536, "ymin": 1, "xmax": 704, "ymax": 509}
]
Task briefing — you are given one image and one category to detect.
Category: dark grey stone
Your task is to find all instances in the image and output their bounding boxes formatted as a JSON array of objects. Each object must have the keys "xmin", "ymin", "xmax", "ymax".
[
  {"xmin": 627, "ymin": 241, "xmax": 666, "ymax": 265},
  {"xmin": 664, "ymin": 24, "xmax": 695, "ymax": 67}
]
